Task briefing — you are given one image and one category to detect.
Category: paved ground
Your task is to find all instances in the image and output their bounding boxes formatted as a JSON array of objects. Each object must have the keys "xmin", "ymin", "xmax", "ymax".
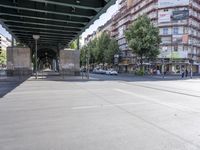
[
  {"xmin": 0, "ymin": 75, "xmax": 200, "ymax": 150},
  {"xmin": 0, "ymin": 76, "xmax": 28, "ymax": 98}
]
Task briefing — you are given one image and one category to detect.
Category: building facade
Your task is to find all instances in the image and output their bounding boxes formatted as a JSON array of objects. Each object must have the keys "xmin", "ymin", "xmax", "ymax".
[
  {"xmin": 84, "ymin": 19, "xmax": 112, "ymax": 45},
  {"xmin": 111, "ymin": 0, "xmax": 200, "ymax": 74},
  {"xmin": 0, "ymin": 34, "xmax": 11, "ymax": 66},
  {"xmin": 0, "ymin": 34, "xmax": 11, "ymax": 53}
]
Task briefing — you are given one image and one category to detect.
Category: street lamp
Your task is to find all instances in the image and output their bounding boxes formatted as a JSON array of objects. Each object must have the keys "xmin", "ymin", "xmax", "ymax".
[
  {"xmin": 114, "ymin": 54, "xmax": 119, "ymax": 71},
  {"xmin": 33, "ymin": 35, "xmax": 40, "ymax": 79},
  {"xmin": 86, "ymin": 49, "xmax": 90, "ymax": 80}
]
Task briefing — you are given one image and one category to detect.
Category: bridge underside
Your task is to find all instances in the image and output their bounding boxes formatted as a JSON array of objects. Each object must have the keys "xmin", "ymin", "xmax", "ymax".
[
  {"xmin": 0, "ymin": 0, "xmax": 116, "ymax": 75},
  {"xmin": 0, "ymin": 0, "xmax": 115, "ymax": 48}
]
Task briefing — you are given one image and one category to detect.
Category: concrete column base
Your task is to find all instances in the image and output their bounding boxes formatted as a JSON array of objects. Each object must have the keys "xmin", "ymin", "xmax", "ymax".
[
  {"xmin": 6, "ymin": 69, "xmax": 32, "ymax": 76},
  {"xmin": 60, "ymin": 70, "xmax": 80, "ymax": 76},
  {"xmin": 59, "ymin": 49, "xmax": 80, "ymax": 76}
]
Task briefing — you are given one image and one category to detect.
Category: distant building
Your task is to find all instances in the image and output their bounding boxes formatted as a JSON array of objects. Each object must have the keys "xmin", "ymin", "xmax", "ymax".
[
  {"xmin": 111, "ymin": 0, "xmax": 200, "ymax": 74},
  {"xmin": 84, "ymin": 31, "xmax": 97, "ymax": 45},
  {"xmin": 0, "ymin": 34, "xmax": 11, "ymax": 53},
  {"xmin": 84, "ymin": 20, "xmax": 112, "ymax": 45}
]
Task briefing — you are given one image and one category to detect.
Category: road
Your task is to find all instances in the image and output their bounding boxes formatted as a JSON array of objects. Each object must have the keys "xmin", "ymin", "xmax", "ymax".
[{"xmin": 0, "ymin": 75, "xmax": 200, "ymax": 150}]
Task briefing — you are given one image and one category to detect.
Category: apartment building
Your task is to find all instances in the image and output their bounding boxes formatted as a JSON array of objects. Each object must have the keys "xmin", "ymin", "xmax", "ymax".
[
  {"xmin": 0, "ymin": 34, "xmax": 11, "ymax": 53},
  {"xmin": 111, "ymin": 0, "xmax": 200, "ymax": 74},
  {"xmin": 84, "ymin": 19, "xmax": 112, "ymax": 45}
]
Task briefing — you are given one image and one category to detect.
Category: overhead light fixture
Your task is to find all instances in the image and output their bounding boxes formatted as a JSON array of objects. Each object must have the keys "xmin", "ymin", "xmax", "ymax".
[{"xmin": 33, "ymin": 35, "xmax": 40, "ymax": 40}]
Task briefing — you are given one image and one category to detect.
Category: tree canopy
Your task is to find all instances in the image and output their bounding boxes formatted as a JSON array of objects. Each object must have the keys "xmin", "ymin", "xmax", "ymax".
[
  {"xmin": 69, "ymin": 37, "xmax": 81, "ymax": 49},
  {"xmin": 80, "ymin": 32, "xmax": 119, "ymax": 67},
  {"xmin": 105, "ymin": 38, "xmax": 119, "ymax": 64},
  {"xmin": 0, "ymin": 50, "xmax": 6, "ymax": 65},
  {"xmin": 125, "ymin": 15, "xmax": 161, "ymax": 66}
]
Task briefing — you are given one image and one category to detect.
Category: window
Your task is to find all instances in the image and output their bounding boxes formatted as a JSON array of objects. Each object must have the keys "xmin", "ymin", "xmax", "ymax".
[
  {"xmin": 118, "ymin": 26, "xmax": 124, "ymax": 38},
  {"xmin": 183, "ymin": 27, "xmax": 188, "ymax": 34},
  {"xmin": 163, "ymin": 28, "xmax": 168, "ymax": 35},
  {"xmin": 174, "ymin": 45, "xmax": 178, "ymax": 51},
  {"xmin": 173, "ymin": 27, "xmax": 179, "ymax": 34}
]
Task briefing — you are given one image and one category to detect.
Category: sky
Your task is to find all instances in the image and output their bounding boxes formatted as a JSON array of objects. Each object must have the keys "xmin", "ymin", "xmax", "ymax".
[
  {"xmin": 0, "ymin": 24, "xmax": 12, "ymax": 40},
  {"xmin": 0, "ymin": 1, "xmax": 119, "ymax": 42},
  {"xmin": 81, "ymin": 1, "xmax": 119, "ymax": 39}
]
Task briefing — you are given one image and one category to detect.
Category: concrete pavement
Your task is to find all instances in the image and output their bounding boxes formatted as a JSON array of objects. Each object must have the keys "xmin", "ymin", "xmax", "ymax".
[
  {"xmin": 0, "ymin": 76, "xmax": 200, "ymax": 150},
  {"xmin": 0, "ymin": 76, "xmax": 28, "ymax": 98}
]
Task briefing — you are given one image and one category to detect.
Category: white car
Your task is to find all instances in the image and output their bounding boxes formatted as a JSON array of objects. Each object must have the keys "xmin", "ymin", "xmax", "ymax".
[
  {"xmin": 93, "ymin": 68, "xmax": 106, "ymax": 74},
  {"xmin": 99, "ymin": 69, "xmax": 106, "ymax": 74},
  {"xmin": 106, "ymin": 69, "xmax": 118, "ymax": 75},
  {"xmin": 106, "ymin": 70, "xmax": 111, "ymax": 75},
  {"xmin": 0, "ymin": 70, "xmax": 6, "ymax": 76},
  {"xmin": 110, "ymin": 70, "xmax": 118, "ymax": 75},
  {"xmin": 93, "ymin": 68, "xmax": 98, "ymax": 74}
]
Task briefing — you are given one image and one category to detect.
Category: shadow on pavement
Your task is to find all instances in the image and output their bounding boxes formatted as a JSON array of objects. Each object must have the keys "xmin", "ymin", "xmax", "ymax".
[{"xmin": 0, "ymin": 76, "xmax": 29, "ymax": 98}]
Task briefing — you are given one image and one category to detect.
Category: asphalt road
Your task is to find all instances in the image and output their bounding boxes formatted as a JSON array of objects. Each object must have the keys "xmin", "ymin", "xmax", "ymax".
[{"xmin": 0, "ymin": 75, "xmax": 200, "ymax": 150}]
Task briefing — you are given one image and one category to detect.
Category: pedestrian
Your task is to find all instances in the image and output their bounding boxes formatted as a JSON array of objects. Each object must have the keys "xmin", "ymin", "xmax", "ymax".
[
  {"xmin": 181, "ymin": 68, "xmax": 185, "ymax": 78},
  {"xmin": 185, "ymin": 69, "xmax": 188, "ymax": 77}
]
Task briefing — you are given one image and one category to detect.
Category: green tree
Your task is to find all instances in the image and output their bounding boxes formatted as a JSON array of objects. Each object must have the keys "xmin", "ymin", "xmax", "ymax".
[
  {"xmin": 80, "ymin": 32, "xmax": 119, "ymax": 67},
  {"xmin": 105, "ymin": 38, "xmax": 119, "ymax": 64},
  {"xmin": 96, "ymin": 32, "xmax": 110, "ymax": 64},
  {"xmin": 125, "ymin": 15, "xmax": 161, "ymax": 68},
  {"xmin": 0, "ymin": 50, "xmax": 6, "ymax": 65},
  {"xmin": 88, "ymin": 38, "xmax": 98, "ymax": 65},
  {"xmin": 69, "ymin": 40, "xmax": 77, "ymax": 49},
  {"xmin": 69, "ymin": 37, "xmax": 82, "ymax": 49},
  {"xmin": 80, "ymin": 45, "xmax": 87, "ymax": 67}
]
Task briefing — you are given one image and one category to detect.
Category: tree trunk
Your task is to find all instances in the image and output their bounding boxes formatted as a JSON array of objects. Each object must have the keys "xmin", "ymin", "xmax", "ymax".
[{"xmin": 140, "ymin": 55, "xmax": 143, "ymax": 70}]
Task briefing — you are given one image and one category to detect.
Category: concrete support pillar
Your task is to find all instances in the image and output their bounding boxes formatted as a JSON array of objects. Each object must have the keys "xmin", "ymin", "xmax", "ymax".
[
  {"xmin": 77, "ymin": 37, "xmax": 80, "ymax": 50},
  {"xmin": 7, "ymin": 47, "xmax": 32, "ymax": 76},
  {"xmin": 59, "ymin": 49, "xmax": 80, "ymax": 76},
  {"xmin": 57, "ymin": 45, "xmax": 60, "ymax": 72}
]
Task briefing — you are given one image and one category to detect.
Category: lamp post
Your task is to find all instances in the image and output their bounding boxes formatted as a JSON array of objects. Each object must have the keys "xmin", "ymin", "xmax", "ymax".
[
  {"xmin": 114, "ymin": 54, "xmax": 119, "ymax": 71},
  {"xmin": 86, "ymin": 49, "xmax": 90, "ymax": 80},
  {"xmin": 33, "ymin": 35, "xmax": 40, "ymax": 79}
]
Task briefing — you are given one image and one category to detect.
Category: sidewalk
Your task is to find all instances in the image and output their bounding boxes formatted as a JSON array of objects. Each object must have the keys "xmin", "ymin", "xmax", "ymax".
[
  {"xmin": 0, "ymin": 76, "xmax": 29, "ymax": 82},
  {"xmin": 28, "ymin": 75, "xmax": 99, "ymax": 81},
  {"xmin": 1, "ymin": 76, "xmax": 200, "ymax": 150},
  {"xmin": 119, "ymin": 73, "xmax": 200, "ymax": 80}
]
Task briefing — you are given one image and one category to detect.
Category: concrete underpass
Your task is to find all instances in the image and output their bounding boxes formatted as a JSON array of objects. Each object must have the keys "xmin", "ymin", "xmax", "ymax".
[
  {"xmin": 0, "ymin": 0, "xmax": 116, "ymax": 77},
  {"xmin": 1, "ymin": 1, "xmax": 200, "ymax": 150}
]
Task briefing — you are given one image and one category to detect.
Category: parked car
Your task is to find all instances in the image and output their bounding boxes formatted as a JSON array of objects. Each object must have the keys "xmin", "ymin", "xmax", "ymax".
[
  {"xmin": 106, "ymin": 69, "xmax": 118, "ymax": 75},
  {"xmin": 93, "ymin": 68, "xmax": 107, "ymax": 74},
  {"xmin": 92, "ymin": 68, "xmax": 98, "ymax": 74},
  {"xmin": 110, "ymin": 70, "xmax": 118, "ymax": 75},
  {"xmin": 0, "ymin": 68, "xmax": 6, "ymax": 76},
  {"xmin": 99, "ymin": 69, "xmax": 106, "ymax": 74},
  {"xmin": 106, "ymin": 70, "xmax": 111, "ymax": 75}
]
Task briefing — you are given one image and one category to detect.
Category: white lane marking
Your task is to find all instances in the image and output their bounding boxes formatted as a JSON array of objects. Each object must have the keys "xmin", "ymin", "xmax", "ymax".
[
  {"xmin": 114, "ymin": 88, "xmax": 200, "ymax": 113},
  {"xmin": 71, "ymin": 102, "xmax": 147, "ymax": 110},
  {"xmin": 72, "ymin": 105, "xmax": 99, "ymax": 110}
]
